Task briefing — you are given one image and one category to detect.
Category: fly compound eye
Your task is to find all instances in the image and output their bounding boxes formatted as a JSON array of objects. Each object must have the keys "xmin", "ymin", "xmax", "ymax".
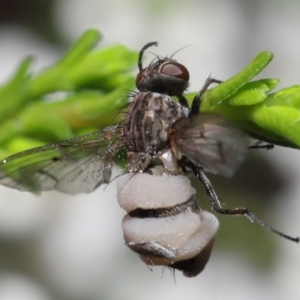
[
  {"xmin": 160, "ymin": 61, "xmax": 190, "ymax": 82},
  {"xmin": 135, "ymin": 69, "xmax": 145, "ymax": 88},
  {"xmin": 136, "ymin": 58, "xmax": 190, "ymax": 95},
  {"xmin": 135, "ymin": 61, "xmax": 190, "ymax": 95},
  {"xmin": 117, "ymin": 168, "xmax": 219, "ymax": 278}
]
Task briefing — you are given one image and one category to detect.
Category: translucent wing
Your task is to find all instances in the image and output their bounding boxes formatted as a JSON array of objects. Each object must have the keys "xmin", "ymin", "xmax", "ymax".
[
  {"xmin": 170, "ymin": 114, "xmax": 249, "ymax": 177},
  {"xmin": 0, "ymin": 126, "xmax": 123, "ymax": 194}
]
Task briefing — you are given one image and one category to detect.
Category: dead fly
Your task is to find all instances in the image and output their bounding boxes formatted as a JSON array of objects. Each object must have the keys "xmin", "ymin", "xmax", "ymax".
[{"xmin": 0, "ymin": 42, "xmax": 298, "ymax": 277}]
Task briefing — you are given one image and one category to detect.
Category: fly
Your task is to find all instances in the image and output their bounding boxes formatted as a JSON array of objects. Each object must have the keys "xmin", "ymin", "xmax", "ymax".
[{"xmin": 0, "ymin": 42, "xmax": 298, "ymax": 277}]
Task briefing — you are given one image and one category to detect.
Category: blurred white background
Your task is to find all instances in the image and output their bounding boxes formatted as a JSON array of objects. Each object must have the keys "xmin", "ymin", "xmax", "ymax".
[{"xmin": 0, "ymin": 0, "xmax": 300, "ymax": 299}]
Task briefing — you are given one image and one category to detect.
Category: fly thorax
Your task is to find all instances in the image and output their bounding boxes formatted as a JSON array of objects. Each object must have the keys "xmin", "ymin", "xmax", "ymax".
[
  {"xmin": 123, "ymin": 92, "xmax": 188, "ymax": 172},
  {"xmin": 127, "ymin": 152, "xmax": 152, "ymax": 173}
]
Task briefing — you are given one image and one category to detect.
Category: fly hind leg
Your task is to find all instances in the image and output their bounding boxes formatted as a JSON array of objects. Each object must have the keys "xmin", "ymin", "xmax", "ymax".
[{"xmin": 191, "ymin": 165, "xmax": 300, "ymax": 243}]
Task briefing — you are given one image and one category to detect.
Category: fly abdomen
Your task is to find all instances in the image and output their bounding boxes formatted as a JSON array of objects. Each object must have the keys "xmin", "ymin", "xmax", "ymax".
[{"xmin": 117, "ymin": 167, "xmax": 219, "ymax": 277}]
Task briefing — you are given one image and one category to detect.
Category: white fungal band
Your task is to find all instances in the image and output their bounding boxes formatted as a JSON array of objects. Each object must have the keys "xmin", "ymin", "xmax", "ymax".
[
  {"xmin": 117, "ymin": 170, "xmax": 219, "ymax": 277},
  {"xmin": 117, "ymin": 172, "xmax": 196, "ymax": 211},
  {"xmin": 122, "ymin": 210, "xmax": 218, "ymax": 264}
]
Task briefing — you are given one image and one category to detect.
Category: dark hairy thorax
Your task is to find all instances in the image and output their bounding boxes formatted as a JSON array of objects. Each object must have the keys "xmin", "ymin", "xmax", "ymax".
[{"xmin": 122, "ymin": 91, "xmax": 188, "ymax": 172}]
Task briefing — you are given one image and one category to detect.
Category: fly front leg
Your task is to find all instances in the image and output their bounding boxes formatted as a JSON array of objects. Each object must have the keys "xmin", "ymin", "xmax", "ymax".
[
  {"xmin": 177, "ymin": 94, "xmax": 189, "ymax": 108},
  {"xmin": 191, "ymin": 164, "xmax": 300, "ymax": 243},
  {"xmin": 189, "ymin": 77, "xmax": 222, "ymax": 116}
]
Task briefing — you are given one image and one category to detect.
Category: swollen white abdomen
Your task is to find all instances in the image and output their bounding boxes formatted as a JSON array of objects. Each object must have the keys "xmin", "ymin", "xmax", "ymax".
[{"xmin": 117, "ymin": 168, "xmax": 219, "ymax": 277}]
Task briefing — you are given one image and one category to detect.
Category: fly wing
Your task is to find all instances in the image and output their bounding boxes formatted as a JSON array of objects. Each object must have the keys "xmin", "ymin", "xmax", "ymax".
[
  {"xmin": 170, "ymin": 114, "xmax": 249, "ymax": 177},
  {"xmin": 0, "ymin": 126, "xmax": 123, "ymax": 194}
]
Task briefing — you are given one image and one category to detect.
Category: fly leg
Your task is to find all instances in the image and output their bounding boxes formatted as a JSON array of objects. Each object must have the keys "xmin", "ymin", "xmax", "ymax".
[
  {"xmin": 189, "ymin": 77, "xmax": 222, "ymax": 116},
  {"xmin": 249, "ymin": 141, "xmax": 274, "ymax": 150},
  {"xmin": 191, "ymin": 164, "xmax": 300, "ymax": 243},
  {"xmin": 177, "ymin": 95, "xmax": 189, "ymax": 108}
]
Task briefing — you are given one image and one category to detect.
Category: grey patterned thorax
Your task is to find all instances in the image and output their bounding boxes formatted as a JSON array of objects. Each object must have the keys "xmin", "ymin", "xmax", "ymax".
[{"xmin": 123, "ymin": 91, "xmax": 188, "ymax": 172}]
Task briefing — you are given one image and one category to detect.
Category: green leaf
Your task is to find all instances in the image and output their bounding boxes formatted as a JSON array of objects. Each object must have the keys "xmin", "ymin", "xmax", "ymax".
[
  {"xmin": 27, "ymin": 32, "xmax": 137, "ymax": 99},
  {"xmin": 196, "ymin": 51, "xmax": 300, "ymax": 148},
  {"xmin": 1, "ymin": 29, "xmax": 300, "ymax": 158},
  {"xmin": 0, "ymin": 29, "xmax": 137, "ymax": 158},
  {"xmin": 249, "ymin": 106, "xmax": 300, "ymax": 147},
  {"xmin": 58, "ymin": 29, "xmax": 101, "ymax": 67},
  {"xmin": 226, "ymin": 79, "xmax": 279, "ymax": 106},
  {"xmin": 264, "ymin": 85, "xmax": 300, "ymax": 108},
  {"xmin": 201, "ymin": 51, "xmax": 274, "ymax": 110},
  {"xmin": 0, "ymin": 57, "xmax": 32, "ymax": 119}
]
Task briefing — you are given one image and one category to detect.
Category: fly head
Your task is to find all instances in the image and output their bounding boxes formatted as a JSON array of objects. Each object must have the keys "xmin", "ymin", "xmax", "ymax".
[{"xmin": 136, "ymin": 42, "xmax": 190, "ymax": 98}]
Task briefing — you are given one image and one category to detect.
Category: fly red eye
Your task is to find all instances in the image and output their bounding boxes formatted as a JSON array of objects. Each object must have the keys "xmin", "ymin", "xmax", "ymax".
[
  {"xmin": 136, "ymin": 59, "xmax": 190, "ymax": 95},
  {"xmin": 135, "ymin": 69, "xmax": 145, "ymax": 87},
  {"xmin": 160, "ymin": 62, "xmax": 190, "ymax": 82}
]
